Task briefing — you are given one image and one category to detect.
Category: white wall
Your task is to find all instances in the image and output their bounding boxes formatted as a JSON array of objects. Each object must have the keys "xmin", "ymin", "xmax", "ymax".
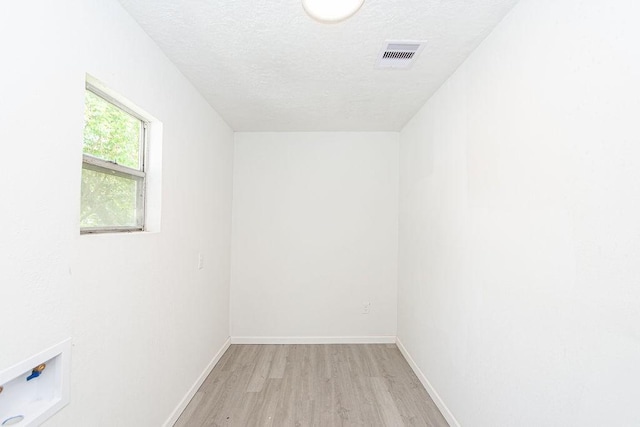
[
  {"xmin": 231, "ymin": 133, "xmax": 398, "ymax": 341},
  {"xmin": 398, "ymin": 0, "xmax": 640, "ymax": 425},
  {"xmin": 0, "ymin": 1, "xmax": 234, "ymax": 426}
]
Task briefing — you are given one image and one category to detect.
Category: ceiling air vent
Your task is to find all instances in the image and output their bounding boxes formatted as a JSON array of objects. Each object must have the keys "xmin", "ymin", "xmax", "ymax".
[{"xmin": 375, "ymin": 40, "xmax": 427, "ymax": 69}]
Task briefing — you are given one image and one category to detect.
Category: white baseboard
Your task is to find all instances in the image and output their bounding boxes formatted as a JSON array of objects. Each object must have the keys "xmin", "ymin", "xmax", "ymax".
[
  {"xmin": 396, "ymin": 338, "xmax": 460, "ymax": 427},
  {"xmin": 230, "ymin": 336, "xmax": 396, "ymax": 344},
  {"xmin": 163, "ymin": 337, "xmax": 231, "ymax": 427}
]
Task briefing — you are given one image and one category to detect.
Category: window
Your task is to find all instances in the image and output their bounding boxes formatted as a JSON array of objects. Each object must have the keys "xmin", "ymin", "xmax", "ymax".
[{"xmin": 80, "ymin": 84, "xmax": 148, "ymax": 233}]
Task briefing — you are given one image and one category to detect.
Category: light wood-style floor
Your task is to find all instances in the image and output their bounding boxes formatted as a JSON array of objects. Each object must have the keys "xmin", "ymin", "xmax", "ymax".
[{"xmin": 175, "ymin": 344, "xmax": 448, "ymax": 426}]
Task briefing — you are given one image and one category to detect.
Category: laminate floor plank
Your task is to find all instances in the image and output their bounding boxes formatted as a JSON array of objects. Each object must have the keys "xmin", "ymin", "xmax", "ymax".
[
  {"xmin": 272, "ymin": 374, "xmax": 297, "ymax": 425},
  {"xmin": 202, "ymin": 364, "xmax": 255, "ymax": 425},
  {"xmin": 268, "ymin": 344, "xmax": 289, "ymax": 379},
  {"xmin": 175, "ymin": 344, "xmax": 449, "ymax": 427},
  {"xmin": 244, "ymin": 378, "xmax": 283, "ymax": 426},
  {"xmin": 333, "ymin": 357, "xmax": 361, "ymax": 424},
  {"xmin": 361, "ymin": 344, "xmax": 385, "ymax": 378},
  {"xmin": 312, "ymin": 344, "xmax": 332, "ymax": 380},
  {"xmin": 177, "ymin": 371, "xmax": 236, "ymax": 427},
  {"xmin": 352, "ymin": 376, "xmax": 386, "ymax": 426},
  {"xmin": 370, "ymin": 376, "xmax": 406, "ymax": 426},
  {"xmin": 246, "ymin": 345, "xmax": 277, "ymax": 392}
]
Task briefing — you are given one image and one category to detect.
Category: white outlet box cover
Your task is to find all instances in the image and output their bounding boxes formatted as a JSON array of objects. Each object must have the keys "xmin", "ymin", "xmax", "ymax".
[{"xmin": 0, "ymin": 339, "xmax": 72, "ymax": 426}]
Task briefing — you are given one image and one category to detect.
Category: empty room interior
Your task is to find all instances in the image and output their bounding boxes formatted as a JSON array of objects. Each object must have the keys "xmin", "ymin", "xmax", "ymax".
[{"xmin": 1, "ymin": 0, "xmax": 639, "ymax": 426}]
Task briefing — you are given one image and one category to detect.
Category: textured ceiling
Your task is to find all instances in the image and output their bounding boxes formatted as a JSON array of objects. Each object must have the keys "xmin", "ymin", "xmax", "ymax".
[{"xmin": 118, "ymin": 0, "xmax": 520, "ymax": 131}]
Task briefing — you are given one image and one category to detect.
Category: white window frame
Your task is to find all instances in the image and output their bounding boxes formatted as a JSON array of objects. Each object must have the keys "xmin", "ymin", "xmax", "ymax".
[{"xmin": 81, "ymin": 83, "xmax": 149, "ymax": 234}]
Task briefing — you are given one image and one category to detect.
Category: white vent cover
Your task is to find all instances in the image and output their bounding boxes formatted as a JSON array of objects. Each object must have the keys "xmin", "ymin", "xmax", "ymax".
[{"xmin": 375, "ymin": 40, "xmax": 427, "ymax": 69}]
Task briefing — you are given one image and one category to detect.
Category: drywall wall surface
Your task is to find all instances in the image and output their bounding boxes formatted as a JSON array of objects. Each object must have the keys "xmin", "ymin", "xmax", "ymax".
[
  {"xmin": 0, "ymin": 1, "xmax": 234, "ymax": 426},
  {"xmin": 0, "ymin": 4, "xmax": 75, "ymax": 374},
  {"xmin": 231, "ymin": 132, "xmax": 398, "ymax": 340},
  {"xmin": 398, "ymin": 0, "xmax": 640, "ymax": 425}
]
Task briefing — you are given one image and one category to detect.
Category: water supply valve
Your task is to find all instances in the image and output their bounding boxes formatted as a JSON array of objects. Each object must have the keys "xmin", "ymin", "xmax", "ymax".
[{"xmin": 26, "ymin": 363, "xmax": 46, "ymax": 381}]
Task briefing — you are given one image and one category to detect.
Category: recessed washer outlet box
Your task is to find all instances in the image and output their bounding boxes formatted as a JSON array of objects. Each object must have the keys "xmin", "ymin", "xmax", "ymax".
[
  {"xmin": 0, "ymin": 339, "xmax": 71, "ymax": 426},
  {"xmin": 375, "ymin": 40, "xmax": 427, "ymax": 69}
]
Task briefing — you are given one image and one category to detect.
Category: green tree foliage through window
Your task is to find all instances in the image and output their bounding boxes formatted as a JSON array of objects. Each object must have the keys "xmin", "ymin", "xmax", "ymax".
[
  {"xmin": 80, "ymin": 89, "xmax": 145, "ymax": 230},
  {"xmin": 83, "ymin": 90, "xmax": 141, "ymax": 168}
]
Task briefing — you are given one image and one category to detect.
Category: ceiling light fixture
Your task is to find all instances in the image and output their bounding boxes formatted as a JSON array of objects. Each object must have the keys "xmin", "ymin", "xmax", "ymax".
[{"xmin": 302, "ymin": 0, "xmax": 365, "ymax": 23}]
